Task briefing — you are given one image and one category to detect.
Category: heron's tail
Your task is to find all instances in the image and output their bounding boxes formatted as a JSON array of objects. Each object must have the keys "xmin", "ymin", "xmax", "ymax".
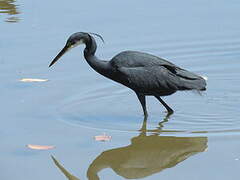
[
  {"xmin": 175, "ymin": 69, "xmax": 207, "ymax": 91},
  {"xmin": 181, "ymin": 78, "xmax": 206, "ymax": 91}
]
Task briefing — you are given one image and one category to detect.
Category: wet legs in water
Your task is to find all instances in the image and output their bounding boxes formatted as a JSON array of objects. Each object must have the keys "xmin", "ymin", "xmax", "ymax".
[
  {"xmin": 136, "ymin": 93, "xmax": 148, "ymax": 119},
  {"xmin": 136, "ymin": 94, "xmax": 173, "ymax": 132},
  {"xmin": 139, "ymin": 112, "xmax": 170, "ymax": 134},
  {"xmin": 154, "ymin": 96, "xmax": 174, "ymax": 115},
  {"xmin": 136, "ymin": 93, "xmax": 174, "ymax": 118}
]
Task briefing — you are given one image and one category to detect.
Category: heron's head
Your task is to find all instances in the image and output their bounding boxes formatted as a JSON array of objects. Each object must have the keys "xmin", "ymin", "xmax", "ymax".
[{"xmin": 49, "ymin": 32, "xmax": 91, "ymax": 67}]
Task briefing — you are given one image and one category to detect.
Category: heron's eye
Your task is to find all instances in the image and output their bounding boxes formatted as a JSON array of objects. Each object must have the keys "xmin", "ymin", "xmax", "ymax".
[
  {"xmin": 66, "ymin": 38, "xmax": 84, "ymax": 48},
  {"xmin": 75, "ymin": 39, "xmax": 84, "ymax": 45}
]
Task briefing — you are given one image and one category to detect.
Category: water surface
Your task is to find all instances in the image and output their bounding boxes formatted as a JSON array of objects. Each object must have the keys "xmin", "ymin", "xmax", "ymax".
[{"xmin": 1, "ymin": 0, "xmax": 240, "ymax": 180}]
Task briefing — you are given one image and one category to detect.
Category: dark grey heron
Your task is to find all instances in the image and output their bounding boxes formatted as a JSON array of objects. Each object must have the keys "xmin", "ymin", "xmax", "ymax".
[{"xmin": 49, "ymin": 32, "xmax": 207, "ymax": 118}]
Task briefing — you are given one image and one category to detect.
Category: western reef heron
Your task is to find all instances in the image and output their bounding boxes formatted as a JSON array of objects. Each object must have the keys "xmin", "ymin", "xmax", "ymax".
[{"xmin": 49, "ymin": 32, "xmax": 207, "ymax": 118}]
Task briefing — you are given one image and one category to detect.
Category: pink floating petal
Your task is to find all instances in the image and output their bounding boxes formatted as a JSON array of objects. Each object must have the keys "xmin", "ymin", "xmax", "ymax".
[
  {"xmin": 27, "ymin": 144, "xmax": 55, "ymax": 150},
  {"xmin": 94, "ymin": 133, "xmax": 111, "ymax": 141}
]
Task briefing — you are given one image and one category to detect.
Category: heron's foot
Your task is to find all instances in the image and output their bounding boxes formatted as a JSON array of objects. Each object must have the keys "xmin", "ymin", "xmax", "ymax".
[
  {"xmin": 138, "ymin": 115, "xmax": 148, "ymax": 134},
  {"xmin": 144, "ymin": 113, "xmax": 148, "ymax": 119},
  {"xmin": 164, "ymin": 109, "xmax": 174, "ymax": 118},
  {"xmin": 166, "ymin": 107, "xmax": 174, "ymax": 113},
  {"xmin": 168, "ymin": 109, "xmax": 174, "ymax": 114},
  {"xmin": 143, "ymin": 110, "xmax": 148, "ymax": 119}
]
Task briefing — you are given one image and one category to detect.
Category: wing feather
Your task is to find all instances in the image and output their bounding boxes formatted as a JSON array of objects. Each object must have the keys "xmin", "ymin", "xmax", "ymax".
[
  {"xmin": 118, "ymin": 66, "xmax": 180, "ymax": 94},
  {"xmin": 111, "ymin": 51, "xmax": 206, "ymax": 92}
]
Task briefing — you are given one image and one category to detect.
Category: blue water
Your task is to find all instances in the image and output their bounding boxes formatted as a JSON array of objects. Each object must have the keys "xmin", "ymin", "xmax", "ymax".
[{"xmin": 1, "ymin": 0, "xmax": 240, "ymax": 180}]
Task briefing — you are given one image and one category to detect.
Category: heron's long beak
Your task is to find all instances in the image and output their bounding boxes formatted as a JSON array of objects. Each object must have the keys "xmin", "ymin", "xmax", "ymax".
[{"xmin": 49, "ymin": 45, "xmax": 69, "ymax": 67}]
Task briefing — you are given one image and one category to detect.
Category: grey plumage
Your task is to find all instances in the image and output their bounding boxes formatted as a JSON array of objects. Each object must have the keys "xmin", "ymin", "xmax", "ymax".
[
  {"xmin": 49, "ymin": 32, "xmax": 207, "ymax": 117},
  {"xmin": 110, "ymin": 51, "xmax": 206, "ymax": 95}
]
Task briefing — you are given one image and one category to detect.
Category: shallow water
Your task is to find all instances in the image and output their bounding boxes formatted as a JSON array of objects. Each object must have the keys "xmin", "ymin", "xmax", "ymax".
[{"xmin": 1, "ymin": 0, "xmax": 240, "ymax": 180}]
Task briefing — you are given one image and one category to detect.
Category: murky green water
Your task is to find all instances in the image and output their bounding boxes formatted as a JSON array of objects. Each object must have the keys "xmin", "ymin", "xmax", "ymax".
[{"xmin": 1, "ymin": 0, "xmax": 240, "ymax": 179}]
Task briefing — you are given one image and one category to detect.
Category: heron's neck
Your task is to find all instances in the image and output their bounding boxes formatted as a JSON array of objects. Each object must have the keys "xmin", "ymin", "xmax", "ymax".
[{"xmin": 84, "ymin": 38, "xmax": 111, "ymax": 77}]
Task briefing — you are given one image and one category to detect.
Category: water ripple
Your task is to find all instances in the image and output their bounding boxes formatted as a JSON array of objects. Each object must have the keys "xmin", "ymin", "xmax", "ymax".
[{"xmin": 55, "ymin": 34, "xmax": 240, "ymax": 137}]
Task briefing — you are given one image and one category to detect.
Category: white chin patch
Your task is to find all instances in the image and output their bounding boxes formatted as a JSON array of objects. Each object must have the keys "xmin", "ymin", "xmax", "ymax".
[{"xmin": 70, "ymin": 39, "xmax": 84, "ymax": 49}]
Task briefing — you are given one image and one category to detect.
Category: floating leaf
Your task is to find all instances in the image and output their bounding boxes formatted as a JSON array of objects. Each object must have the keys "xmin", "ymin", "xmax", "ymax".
[
  {"xmin": 20, "ymin": 78, "xmax": 48, "ymax": 82},
  {"xmin": 27, "ymin": 144, "xmax": 55, "ymax": 150},
  {"xmin": 94, "ymin": 133, "xmax": 111, "ymax": 141}
]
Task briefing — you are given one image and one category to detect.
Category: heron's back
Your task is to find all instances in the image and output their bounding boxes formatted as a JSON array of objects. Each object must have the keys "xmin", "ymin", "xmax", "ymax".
[
  {"xmin": 110, "ymin": 51, "xmax": 177, "ymax": 68},
  {"xmin": 109, "ymin": 51, "xmax": 206, "ymax": 95}
]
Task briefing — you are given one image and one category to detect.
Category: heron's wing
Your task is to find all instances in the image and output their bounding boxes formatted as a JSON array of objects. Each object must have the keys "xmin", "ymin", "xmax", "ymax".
[
  {"xmin": 111, "ymin": 51, "xmax": 202, "ymax": 80},
  {"xmin": 118, "ymin": 66, "xmax": 206, "ymax": 91},
  {"xmin": 117, "ymin": 66, "xmax": 181, "ymax": 91},
  {"xmin": 111, "ymin": 51, "xmax": 206, "ymax": 91}
]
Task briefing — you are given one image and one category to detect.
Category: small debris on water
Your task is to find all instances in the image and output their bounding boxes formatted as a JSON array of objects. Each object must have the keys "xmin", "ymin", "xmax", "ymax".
[
  {"xmin": 27, "ymin": 144, "xmax": 55, "ymax": 150},
  {"xmin": 94, "ymin": 133, "xmax": 111, "ymax": 142},
  {"xmin": 19, "ymin": 78, "xmax": 48, "ymax": 82}
]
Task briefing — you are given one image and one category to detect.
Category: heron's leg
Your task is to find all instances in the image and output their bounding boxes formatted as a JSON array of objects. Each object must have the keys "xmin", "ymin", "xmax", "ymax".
[
  {"xmin": 136, "ymin": 93, "xmax": 148, "ymax": 118},
  {"xmin": 138, "ymin": 116, "xmax": 147, "ymax": 135},
  {"xmin": 154, "ymin": 96, "xmax": 174, "ymax": 114}
]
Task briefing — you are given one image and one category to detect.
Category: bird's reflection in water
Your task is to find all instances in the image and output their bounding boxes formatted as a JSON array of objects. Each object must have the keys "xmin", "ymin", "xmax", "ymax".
[
  {"xmin": 52, "ymin": 156, "xmax": 80, "ymax": 180},
  {"xmin": 52, "ymin": 115, "xmax": 208, "ymax": 180},
  {"xmin": 87, "ymin": 116, "xmax": 207, "ymax": 180},
  {"xmin": 0, "ymin": 0, "xmax": 20, "ymax": 22}
]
